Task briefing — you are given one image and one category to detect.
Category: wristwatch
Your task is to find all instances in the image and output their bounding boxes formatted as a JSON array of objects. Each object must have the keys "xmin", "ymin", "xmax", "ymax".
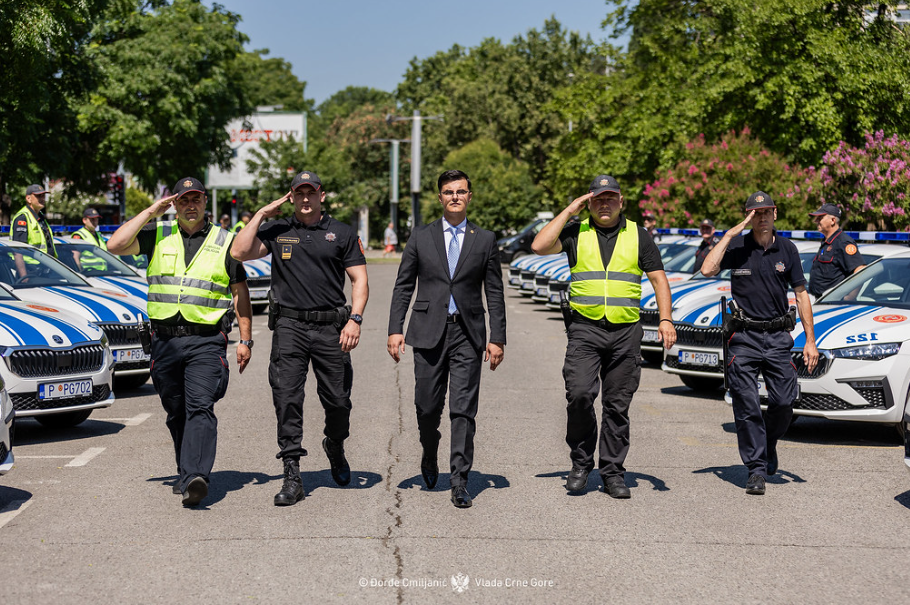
[
  {"xmin": 350, "ymin": 314, "xmax": 363, "ymax": 325},
  {"xmin": 239, "ymin": 339, "xmax": 254, "ymax": 348}
]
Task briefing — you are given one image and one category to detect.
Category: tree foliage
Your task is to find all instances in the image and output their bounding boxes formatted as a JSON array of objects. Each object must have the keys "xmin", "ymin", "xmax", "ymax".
[{"xmin": 234, "ymin": 49, "xmax": 313, "ymax": 113}]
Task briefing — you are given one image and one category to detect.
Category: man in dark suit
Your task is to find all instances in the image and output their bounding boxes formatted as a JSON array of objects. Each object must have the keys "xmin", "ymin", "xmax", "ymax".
[{"xmin": 387, "ymin": 169, "xmax": 507, "ymax": 509}]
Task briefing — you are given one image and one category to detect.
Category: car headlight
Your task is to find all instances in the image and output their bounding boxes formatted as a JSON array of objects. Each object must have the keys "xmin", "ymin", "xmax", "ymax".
[{"xmin": 829, "ymin": 342, "xmax": 902, "ymax": 361}]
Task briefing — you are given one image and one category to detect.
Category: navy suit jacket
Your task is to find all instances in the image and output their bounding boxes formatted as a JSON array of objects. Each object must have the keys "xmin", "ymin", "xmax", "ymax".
[{"xmin": 388, "ymin": 217, "xmax": 506, "ymax": 351}]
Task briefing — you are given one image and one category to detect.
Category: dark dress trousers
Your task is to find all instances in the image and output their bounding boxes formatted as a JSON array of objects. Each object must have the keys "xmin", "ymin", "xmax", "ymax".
[{"xmin": 388, "ymin": 218, "xmax": 506, "ymax": 487}]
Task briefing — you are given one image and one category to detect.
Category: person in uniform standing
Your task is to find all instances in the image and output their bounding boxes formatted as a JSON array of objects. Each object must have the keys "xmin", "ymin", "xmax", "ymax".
[
  {"xmin": 532, "ymin": 175, "xmax": 676, "ymax": 499},
  {"xmin": 231, "ymin": 211, "xmax": 252, "ymax": 233},
  {"xmin": 11, "ymin": 184, "xmax": 57, "ymax": 281},
  {"xmin": 231, "ymin": 170, "xmax": 368, "ymax": 507},
  {"xmin": 808, "ymin": 203, "xmax": 864, "ymax": 298},
  {"xmin": 641, "ymin": 211, "xmax": 660, "ymax": 241},
  {"xmin": 107, "ymin": 177, "xmax": 253, "ymax": 507},
  {"xmin": 387, "ymin": 170, "xmax": 506, "ymax": 509},
  {"xmin": 71, "ymin": 207, "xmax": 107, "ymax": 272},
  {"xmin": 700, "ymin": 191, "xmax": 818, "ymax": 495},
  {"xmin": 693, "ymin": 218, "xmax": 720, "ymax": 273}
]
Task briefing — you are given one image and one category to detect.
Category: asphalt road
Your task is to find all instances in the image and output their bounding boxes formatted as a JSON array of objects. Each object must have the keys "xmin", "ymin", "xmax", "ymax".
[{"xmin": 1, "ymin": 261, "xmax": 909, "ymax": 604}]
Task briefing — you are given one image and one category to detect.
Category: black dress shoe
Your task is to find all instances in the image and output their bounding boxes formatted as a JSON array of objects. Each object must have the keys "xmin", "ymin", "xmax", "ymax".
[
  {"xmin": 604, "ymin": 477, "xmax": 631, "ymax": 499},
  {"xmin": 565, "ymin": 467, "xmax": 590, "ymax": 493},
  {"xmin": 767, "ymin": 441, "xmax": 779, "ymax": 476},
  {"xmin": 172, "ymin": 484, "xmax": 181, "ymax": 495},
  {"xmin": 323, "ymin": 437, "xmax": 351, "ymax": 486},
  {"xmin": 451, "ymin": 486, "xmax": 472, "ymax": 508},
  {"xmin": 421, "ymin": 454, "xmax": 438, "ymax": 489},
  {"xmin": 181, "ymin": 476, "xmax": 208, "ymax": 507},
  {"xmin": 746, "ymin": 473, "xmax": 766, "ymax": 495}
]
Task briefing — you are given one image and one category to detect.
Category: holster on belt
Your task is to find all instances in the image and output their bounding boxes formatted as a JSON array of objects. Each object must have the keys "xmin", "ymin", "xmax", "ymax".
[
  {"xmin": 559, "ymin": 290, "xmax": 572, "ymax": 332},
  {"xmin": 136, "ymin": 318, "xmax": 152, "ymax": 355},
  {"xmin": 334, "ymin": 305, "xmax": 352, "ymax": 328},
  {"xmin": 268, "ymin": 289, "xmax": 279, "ymax": 331}
]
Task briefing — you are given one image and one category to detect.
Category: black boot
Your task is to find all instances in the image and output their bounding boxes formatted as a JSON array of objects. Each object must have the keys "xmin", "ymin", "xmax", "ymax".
[
  {"xmin": 274, "ymin": 457, "xmax": 304, "ymax": 506},
  {"xmin": 323, "ymin": 437, "xmax": 351, "ymax": 486}
]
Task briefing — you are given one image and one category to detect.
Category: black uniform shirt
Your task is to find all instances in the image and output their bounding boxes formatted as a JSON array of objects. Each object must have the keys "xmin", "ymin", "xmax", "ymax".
[
  {"xmin": 137, "ymin": 220, "xmax": 247, "ymax": 326},
  {"xmin": 720, "ymin": 232, "xmax": 805, "ymax": 320},
  {"xmin": 12, "ymin": 206, "xmax": 55, "ymax": 253},
  {"xmin": 693, "ymin": 236, "xmax": 720, "ymax": 273},
  {"xmin": 558, "ymin": 215, "xmax": 664, "ymax": 274},
  {"xmin": 808, "ymin": 229, "xmax": 863, "ymax": 297},
  {"xmin": 257, "ymin": 212, "xmax": 366, "ymax": 311}
]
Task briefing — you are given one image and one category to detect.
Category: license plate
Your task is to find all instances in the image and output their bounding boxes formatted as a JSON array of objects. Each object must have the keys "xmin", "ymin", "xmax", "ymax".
[
  {"xmin": 535, "ymin": 288, "xmax": 547, "ymax": 296},
  {"xmin": 39, "ymin": 379, "xmax": 93, "ymax": 400},
  {"xmin": 509, "ymin": 277, "xmax": 521, "ymax": 286},
  {"xmin": 549, "ymin": 294, "xmax": 560, "ymax": 304},
  {"xmin": 249, "ymin": 288, "xmax": 269, "ymax": 299},
  {"xmin": 115, "ymin": 348, "xmax": 150, "ymax": 362},
  {"xmin": 679, "ymin": 350, "xmax": 719, "ymax": 367},
  {"xmin": 642, "ymin": 329, "xmax": 660, "ymax": 343}
]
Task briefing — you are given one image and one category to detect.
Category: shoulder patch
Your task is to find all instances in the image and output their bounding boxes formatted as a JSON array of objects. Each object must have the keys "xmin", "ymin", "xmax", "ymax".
[
  {"xmin": 358, "ymin": 237, "xmax": 365, "ymax": 256},
  {"xmin": 16, "ymin": 220, "xmax": 26, "ymax": 226},
  {"xmin": 845, "ymin": 243, "xmax": 857, "ymax": 255}
]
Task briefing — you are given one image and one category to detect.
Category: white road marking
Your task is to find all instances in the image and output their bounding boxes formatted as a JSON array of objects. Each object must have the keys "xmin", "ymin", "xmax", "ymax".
[
  {"xmin": 0, "ymin": 499, "xmax": 33, "ymax": 530},
  {"xmin": 16, "ymin": 455, "xmax": 74, "ymax": 459},
  {"xmin": 103, "ymin": 413, "xmax": 152, "ymax": 426},
  {"xmin": 66, "ymin": 447, "xmax": 106, "ymax": 467}
]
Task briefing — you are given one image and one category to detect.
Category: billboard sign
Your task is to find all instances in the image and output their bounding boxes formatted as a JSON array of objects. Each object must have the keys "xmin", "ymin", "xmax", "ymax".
[{"xmin": 206, "ymin": 112, "xmax": 306, "ymax": 189}]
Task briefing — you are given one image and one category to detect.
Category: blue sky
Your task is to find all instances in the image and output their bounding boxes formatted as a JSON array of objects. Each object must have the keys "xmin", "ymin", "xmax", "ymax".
[{"xmin": 209, "ymin": 0, "xmax": 616, "ymax": 105}]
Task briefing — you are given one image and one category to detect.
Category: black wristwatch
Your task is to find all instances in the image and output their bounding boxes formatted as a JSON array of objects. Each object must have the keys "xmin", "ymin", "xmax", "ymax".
[
  {"xmin": 350, "ymin": 314, "xmax": 363, "ymax": 325},
  {"xmin": 239, "ymin": 339, "xmax": 254, "ymax": 348}
]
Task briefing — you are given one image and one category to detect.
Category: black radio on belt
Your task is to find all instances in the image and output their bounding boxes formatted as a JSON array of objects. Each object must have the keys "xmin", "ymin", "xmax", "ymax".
[
  {"xmin": 267, "ymin": 289, "xmax": 279, "ymax": 331},
  {"xmin": 136, "ymin": 318, "xmax": 152, "ymax": 355},
  {"xmin": 558, "ymin": 290, "xmax": 572, "ymax": 332}
]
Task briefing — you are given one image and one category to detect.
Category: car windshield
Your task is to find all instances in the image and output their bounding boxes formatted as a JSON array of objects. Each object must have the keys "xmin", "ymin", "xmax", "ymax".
[
  {"xmin": 120, "ymin": 253, "xmax": 149, "ymax": 270},
  {"xmin": 657, "ymin": 242, "xmax": 689, "ymax": 262},
  {"xmin": 0, "ymin": 246, "xmax": 90, "ymax": 288},
  {"xmin": 55, "ymin": 243, "xmax": 142, "ymax": 277},
  {"xmin": 662, "ymin": 245, "xmax": 699, "ymax": 273},
  {"xmin": 817, "ymin": 257, "xmax": 910, "ymax": 309}
]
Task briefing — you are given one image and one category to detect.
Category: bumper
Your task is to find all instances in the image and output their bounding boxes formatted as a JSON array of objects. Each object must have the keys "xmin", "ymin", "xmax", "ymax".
[{"xmin": 12, "ymin": 386, "xmax": 114, "ymax": 418}]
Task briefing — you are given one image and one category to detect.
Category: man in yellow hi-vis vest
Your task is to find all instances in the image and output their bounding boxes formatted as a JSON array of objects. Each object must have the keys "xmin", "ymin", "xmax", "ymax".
[
  {"xmin": 107, "ymin": 177, "xmax": 253, "ymax": 508},
  {"xmin": 71, "ymin": 207, "xmax": 107, "ymax": 272},
  {"xmin": 11, "ymin": 184, "xmax": 57, "ymax": 280},
  {"xmin": 532, "ymin": 175, "xmax": 676, "ymax": 499}
]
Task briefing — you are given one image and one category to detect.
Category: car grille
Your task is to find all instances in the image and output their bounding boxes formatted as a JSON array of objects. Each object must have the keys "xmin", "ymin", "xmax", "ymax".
[
  {"xmin": 675, "ymin": 325, "xmax": 724, "ymax": 348},
  {"xmin": 792, "ymin": 352, "xmax": 829, "ymax": 378},
  {"xmin": 11, "ymin": 384, "xmax": 111, "ymax": 412},
  {"xmin": 794, "ymin": 391, "xmax": 890, "ymax": 411},
  {"xmin": 247, "ymin": 277, "xmax": 270, "ymax": 288},
  {"xmin": 100, "ymin": 323, "xmax": 140, "ymax": 346},
  {"xmin": 664, "ymin": 356, "xmax": 723, "ymax": 374},
  {"xmin": 7, "ymin": 345, "xmax": 105, "ymax": 378},
  {"xmin": 509, "ymin": 267, "xmax": 521, "ymax": 280},
  {"xmin": 535, "ymin": 275, "xmax": 549, "ymax": 287},
  {"xmin": 640, "ymin": 309, "xmax": 659, "ymax": 327},
  {"xmin": 114, "ymin": 360, "xmax": 150, "ymax": 371}
]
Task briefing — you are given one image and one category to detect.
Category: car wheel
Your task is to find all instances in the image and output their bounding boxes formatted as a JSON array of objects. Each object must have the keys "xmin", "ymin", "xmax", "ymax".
[
  {"xmin": 35, "ymin": 409, "xmax": 93, "ymax": 428},
  {"xmin": 641, "ymin": 350, "xmax": 664, "ymax": 365},
  {"xmin": 680, "ymin": 374, "xmax": 724, "ymax": 392},
  {"xmin": 114, "ymin": 372, "xmax": 150, "ymax": 391}
]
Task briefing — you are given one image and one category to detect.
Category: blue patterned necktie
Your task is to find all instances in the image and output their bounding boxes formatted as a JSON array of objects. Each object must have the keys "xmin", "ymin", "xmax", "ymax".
[{"xmin": 448, "ymin": 226, "xmax": 460, "ymax": 314}]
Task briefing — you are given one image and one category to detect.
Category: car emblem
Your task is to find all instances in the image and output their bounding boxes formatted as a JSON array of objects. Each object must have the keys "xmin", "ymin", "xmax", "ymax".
[
  {"xmin": 775, "ymin": 262, "xmax": 785, "ymax": 272},
  {"xmin": 326, "ymin": 232, "xmax": 336, "ymax": 242},
  {"xmin": 123, "ymin": 314, "xmax": 132, "ymax": 321},
  {"xmin": 52, "ymin": 335, "xmax": 64, "ymax": 344},
  {"xmin": 873, "ymin": 314, "xmax": 906, "ymax": 323}
]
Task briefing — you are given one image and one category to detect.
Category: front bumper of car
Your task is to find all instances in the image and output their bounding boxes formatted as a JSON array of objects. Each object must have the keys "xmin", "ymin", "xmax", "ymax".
[
  {"xmin": 0, "ymin": 389, "xmax": 13, "ymax": 475},
  {"xmin": 98, "ymin": 323, "xmax": 151, "ymax": 375}
]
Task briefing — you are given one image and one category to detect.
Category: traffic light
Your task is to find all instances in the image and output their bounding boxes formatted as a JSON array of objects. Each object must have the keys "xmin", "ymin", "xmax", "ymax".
[
  {"xmin": 111, "ymin": 175, "xmax": 125, "ymax": 206},
  {"xmin": 230, "ymin": 195, "xmax": 238, "ymax": 207}
]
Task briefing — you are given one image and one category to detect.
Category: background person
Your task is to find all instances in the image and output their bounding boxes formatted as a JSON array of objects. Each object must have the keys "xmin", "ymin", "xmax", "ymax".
[
  {"xmin": 383, "ymin": 221, "xmax": 398, "ymax": 257},
  {"xmin": 693, "ymin": 218, "xmax": 720, "ymax": 273},
  {"xmin": 807, "ymin": 203, "xmax": 864, "ymax": 298}
]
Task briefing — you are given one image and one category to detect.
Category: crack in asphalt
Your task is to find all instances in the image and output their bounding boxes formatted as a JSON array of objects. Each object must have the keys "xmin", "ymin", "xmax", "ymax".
[{"xmin": 381, "ymin": 361, "xmax": 405, "ymax": 604}]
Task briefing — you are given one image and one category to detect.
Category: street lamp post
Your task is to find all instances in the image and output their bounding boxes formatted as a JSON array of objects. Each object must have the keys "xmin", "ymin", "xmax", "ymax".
[
  {"xmin": 369, "ymin": 138, "xmax": 410, "ymax": 242},
  {"xmin": 386, "ymin": 110, "xmax": 443, "ymax": 228}
]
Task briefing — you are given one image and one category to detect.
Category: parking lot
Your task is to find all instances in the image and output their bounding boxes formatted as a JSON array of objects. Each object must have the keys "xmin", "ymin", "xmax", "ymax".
[{"xmin": 1, "ymin": 262, "xmax": 909, "ymax": 604}]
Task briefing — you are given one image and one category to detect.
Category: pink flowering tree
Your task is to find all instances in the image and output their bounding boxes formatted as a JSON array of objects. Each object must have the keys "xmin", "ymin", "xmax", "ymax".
[
  {"xmin": 638, "ymin": 128, "xmax": 820, "ymax": 230},
  {"xmin": 815, "ymin": 131, "xmax": 910, "ymax": 231}
]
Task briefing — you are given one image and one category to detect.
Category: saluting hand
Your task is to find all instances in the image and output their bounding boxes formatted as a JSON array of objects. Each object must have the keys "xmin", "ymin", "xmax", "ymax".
[
  {"xmin": 726, "ymin": 211, "xmax": 755, "ymax": 238},
  {"xmin": 567, "ymin": 192, "xmax": 592, "ymax": 216},
  {"xmin": 259, "ymin": 191, "xmax": 292, "ymax": 219},
  {"xmin": 237, "ymin": 342, "xmax": 251, "ymax": 374},
  {"xmin": 149, "ymin": 194, "xmax": 176, "ymax": 218}
]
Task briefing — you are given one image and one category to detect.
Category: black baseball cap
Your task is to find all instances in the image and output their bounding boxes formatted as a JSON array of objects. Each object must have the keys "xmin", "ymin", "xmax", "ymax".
[
  {"xmin": 809, "ymin": 203, "xmax": 842, "ymax": 219},
  {"xmin": 172, "ymin": 177, "xmax": 206, "ymax": 199},
  {"xmin": 700, "ymin": 218, "xmax": 714, "ymax": 228},
  {"xmin": 83, "ymin": 207, "xmax": 101, "ymax": 219},
  {"xmin": 589, "ymin": 175, "xmax": 621, "ymax": 196},
  {"xmin": 642, "ymin": 211, "xmax": 656, "ymax": 220},
  {"xmin": 25, "ymin": 184, "xmax": 47, "ymax": 196},
  {"xmin": 291, "ymin": 170, "xmax": 322, "ymax": 191},
  {"xmin": 745, "ymin": 191, "xmax": 775, "ymax": 211}
]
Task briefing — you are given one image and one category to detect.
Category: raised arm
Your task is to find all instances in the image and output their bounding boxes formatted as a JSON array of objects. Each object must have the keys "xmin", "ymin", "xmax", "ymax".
[
  {"xmin": 531, "ymin": 193, "xmax": 591, "ymax": 255},
  {"xmin": 107, "ymin": 195, "xmax": 176, "ymax": 255},
  {"xmin": 231, "ymin": 192, "xmax": 291, "ymax": 261}
]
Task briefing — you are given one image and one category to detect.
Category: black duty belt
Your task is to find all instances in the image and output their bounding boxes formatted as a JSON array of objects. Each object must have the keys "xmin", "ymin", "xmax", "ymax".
[
  {"xmin": 738, "ymin": 316, "xmax": 789, "ymax": 332},
  {"xmin": 570, "ymin": 311, "xmax": 632, "ymax": 330},
  {"xmin": 446, "ymin": 313, "xmax": 461, "ymax": 324},
  {"xmin": 278, "ymin": 307, "xmax": 339, "ymax": 323},
  {"xmin": 152, "ymin": 323, "xmax": 221, "ymax": 337}
]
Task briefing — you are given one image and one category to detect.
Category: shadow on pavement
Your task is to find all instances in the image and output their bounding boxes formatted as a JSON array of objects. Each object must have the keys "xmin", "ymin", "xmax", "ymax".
[
  {"xmin": 13, "ymin": 418, "xmax": 125, "ymax": 445},
  {"xmin": 661, "ymin": 385, "xmax": 726, "ymax": 400},
  {"xmin": 147, "ymin": 469, "xmax": 274, "ymax": 508},
  {"xmin": 693, "ymin": 465, "xmax": 806, "ymax": 488},
  {"xmin": 536, "ymin": 469, "xmax": 670, "ymax": 494},
  {"xmin": 397, "ymin": 471, "xmax": 509, "ymax": 500},
  {"xmin": 720, "ymin": 417, "xmax": 901, "ymax": 447},
  {"xmin": 0, "ymin": 486, "xmax": 32, "ymax": 508},
  {"xmin": 894, "ymin": 490, "xmax": 910, "ymax": 510},
  {"xmin": 300, "ymin": 469, "xmax": 383, "ymax": 494}
]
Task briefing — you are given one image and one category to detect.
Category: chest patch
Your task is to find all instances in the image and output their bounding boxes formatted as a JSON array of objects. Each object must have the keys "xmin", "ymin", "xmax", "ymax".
[
  {"xmin": 281, "ymin": 244, "xmax": 292, "ymax": 260},
  {"xmin": 775, "ymin": 262, "xmax": 785, "ymax": 272},
  {"xmin": 276, "ymin": 236, "xmax": 299, "ymax": 244},
  {"xmin": 733, "ymin": 269, "xmax": 751, "ymax": 276},
  {"xmin": 325, "ymin": 232, "xmax": 337, "ymax": 242}
]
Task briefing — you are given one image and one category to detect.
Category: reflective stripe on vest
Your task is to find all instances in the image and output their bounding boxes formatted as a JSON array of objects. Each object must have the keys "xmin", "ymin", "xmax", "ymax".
[
  {"xmin": 72, "ymin": 227, "xmax": 107, "ymax": 271},
  {"xmin": 146, "ymin": 221, "xmax": 234, "ymax": 325},
  {"xmin": 13, "ymin": 207, "xmax": 56, "ymax": 258},
  {"xmin": 569, "ymin": 218, "xmax": 642, "ymax": 323}
]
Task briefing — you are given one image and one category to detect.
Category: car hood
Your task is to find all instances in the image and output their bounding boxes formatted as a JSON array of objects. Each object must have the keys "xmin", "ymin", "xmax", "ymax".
[
  {"xmin": 12, "ymin": 286, "xmax": 147, "ymax": 324},
  {"xmin": 87, "ymin": 276, "xmax": 149, "ymax": 300},
  {"xmin": 243, "ymin": 257, "xmax": 272, "ymax": 278},
  {"xmin": 792, "ymin": 304, "xmax": 910, "ymax": 349},
  {"xmin": 642, "ymin": 277, "xmax": 729, "ymax": 310},
  {"xmin": 0, "ymin": 300, "xmax": 104, "ymax": 347},
  {"xmin": 640, "ymin": 271, "xmax": 693, "ymax": 299}
]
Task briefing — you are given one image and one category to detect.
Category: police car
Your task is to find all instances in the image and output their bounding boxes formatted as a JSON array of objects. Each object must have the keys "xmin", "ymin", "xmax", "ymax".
[
  {"xmin": 0, "ymin": 286, "xmax": 114, "ymax": 428},
  {"xmin": 663, "ymin": 242, "xmax": 906, "ymax": 392},
  {"xmin": 1, "ymin": 378, "xmax": 12, "ymax": 474},
  {"xmin": 242, "ymin": 255, "xmax": 272, "ymax": 313},
  {"xmin": 53, "ymin": 237, "xmax": 150, "ymax": 300},
  {"xmin": 0, "ymin": 240, "xmax": 150, "ymax": 389}
]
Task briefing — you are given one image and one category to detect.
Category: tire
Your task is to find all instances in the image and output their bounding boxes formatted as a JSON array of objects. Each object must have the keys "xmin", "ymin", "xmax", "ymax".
[
  {"xmin": 641, "ymin": 350, "xmax": 664, "ymax": 365},
  {"xmin": 680, "ymin": 374, "xmax": 724, "ymax": 392},
  {"xmin": 35, "ymin": 409, "xmax": 92, "ymax": 428},
  {"xmin": 114, "ymin": 372, "xmax": 150, "ymax": 391}
]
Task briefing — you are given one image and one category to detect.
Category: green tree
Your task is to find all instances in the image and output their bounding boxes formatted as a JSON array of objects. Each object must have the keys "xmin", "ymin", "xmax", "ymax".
[{"xmin": 234, "ymin": 49, "xmax": 314, "ymax": 112}]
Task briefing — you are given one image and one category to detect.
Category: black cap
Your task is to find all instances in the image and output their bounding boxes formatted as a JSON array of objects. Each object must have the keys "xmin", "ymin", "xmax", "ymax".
[
  {"xmin": 641, "ymin": 211, "xmax": 656, "ymax": 220},
  {"xmin": 240, "ymin": 210, "xmax": 252, "ymax": 219},
  {"xmin": 291, "ymin": 170, "xmax": 322, "ymax": 191},
  {"xmin": 588, "ymin": 175, "xmax": 621, "ymax": 196},
  {"xmin": 809, "ymin": 203, "xmax": 842, "ymax": 219},
  {"xmin": 700, "ymin": 218, "xmax": 714, "ymax": 228},
  {"xmin": 745, "ymin": 191, "xmax": 775, "ymax": 211},
  {"xmin": 172, "ymin": 177, "xmax": 206, "ymax": 199},
  {"xmin": 25, "ymin": 184, "xmax": 47, "ymax": 196},
  {"xmin": 83, "ymin": 207, "xmax": 101, "ymax": 219}
]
